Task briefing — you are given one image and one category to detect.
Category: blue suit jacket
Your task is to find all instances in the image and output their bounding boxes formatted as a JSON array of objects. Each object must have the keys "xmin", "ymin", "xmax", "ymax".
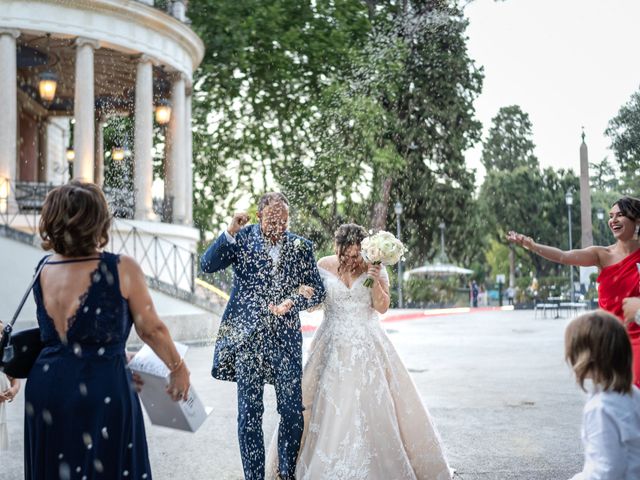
[{"xmin": 200, "ymin": 224, "xmax": 326, "ymax": 382}]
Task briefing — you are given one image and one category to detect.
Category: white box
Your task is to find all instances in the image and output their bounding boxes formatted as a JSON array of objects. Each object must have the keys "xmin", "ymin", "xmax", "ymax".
[{"xmin": 129, "ymin": 342, "xmax": 212, "ymax": 432}]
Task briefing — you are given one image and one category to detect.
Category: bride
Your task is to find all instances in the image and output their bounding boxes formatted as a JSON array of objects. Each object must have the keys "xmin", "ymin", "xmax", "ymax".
[{"xmin": 267, "ymin": 223, "xmax": 451, "ymax": 480}]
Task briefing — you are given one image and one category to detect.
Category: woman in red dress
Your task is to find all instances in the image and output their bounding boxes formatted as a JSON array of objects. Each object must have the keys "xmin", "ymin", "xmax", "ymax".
[{"xmin": 508, "ymin": 196, "xmax": 640, "ymax": 385}]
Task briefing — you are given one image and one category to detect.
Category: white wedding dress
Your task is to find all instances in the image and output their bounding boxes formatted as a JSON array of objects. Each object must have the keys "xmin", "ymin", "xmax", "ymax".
[{"xmin": 267, "ymin": 267, "xmax": 451, "ymax": 480}]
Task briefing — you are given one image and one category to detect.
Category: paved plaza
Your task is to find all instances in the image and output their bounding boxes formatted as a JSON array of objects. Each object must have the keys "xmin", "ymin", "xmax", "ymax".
[{"xmin": 2, "ymin": 309, "xmax": 585, "ymax": 479}]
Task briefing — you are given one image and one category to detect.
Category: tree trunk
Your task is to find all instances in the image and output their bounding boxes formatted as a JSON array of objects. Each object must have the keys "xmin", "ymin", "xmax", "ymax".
[{"xmin": 371, "ymin": 177, "xmax": 393, "ymax": 232}]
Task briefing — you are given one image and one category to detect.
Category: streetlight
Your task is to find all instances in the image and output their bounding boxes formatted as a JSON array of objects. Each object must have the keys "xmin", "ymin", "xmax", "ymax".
[
  {"xmin": 438, "ymin": 222, "xmax": 446, "ymax": 262},
  {"xmin": 394, "ymin": 201, "xmax": 403, "ymax": 309},
  {"xmin": 596, "ymin": 208, "xmax": 605, "ymax": 245},
  {"xmin": 566, "ymin": 190, "xmax": 574, "ymax": 302}
]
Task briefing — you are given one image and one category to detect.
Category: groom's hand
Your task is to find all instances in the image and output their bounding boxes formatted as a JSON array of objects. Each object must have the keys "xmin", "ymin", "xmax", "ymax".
[
  {"xmin": 269, "ymin": 299, "xmax": 294, "ymax": 316},
  {"xmin": 228, "ymin": 211, "xmax": 250, "ymax": 236},
  {"xmin": 298, "ymin": 285, "xmax": 315, "ymax": 299}
]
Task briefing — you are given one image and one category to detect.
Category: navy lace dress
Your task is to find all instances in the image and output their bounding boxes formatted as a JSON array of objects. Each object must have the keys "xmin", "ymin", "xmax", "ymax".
[{"xmin": 24, "ymin": 252, "xmax": 152, "ymax": 480}]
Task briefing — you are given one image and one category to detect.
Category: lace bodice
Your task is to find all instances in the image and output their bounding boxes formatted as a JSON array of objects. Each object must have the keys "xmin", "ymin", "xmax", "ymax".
[{"xmin": 319, "ymin": 267, "xmax": 385, "ymax": 324}]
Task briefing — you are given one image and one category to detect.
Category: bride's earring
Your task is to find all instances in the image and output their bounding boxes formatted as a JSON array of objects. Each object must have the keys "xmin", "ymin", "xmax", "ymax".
[{"xmin": 635, "ymin": 225, "xmax": 640, "ymax": 241}]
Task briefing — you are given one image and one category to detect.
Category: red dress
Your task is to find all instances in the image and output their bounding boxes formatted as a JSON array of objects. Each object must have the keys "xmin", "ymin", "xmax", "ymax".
[{"xmin": 597, "ymin": 248, "xmax": 640, "ymax": 386}]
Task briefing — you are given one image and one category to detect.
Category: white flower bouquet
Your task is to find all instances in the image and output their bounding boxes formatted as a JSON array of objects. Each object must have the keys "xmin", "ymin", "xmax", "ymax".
[{"xmin": 361, "ymin": 230, "xmax": 407, "ymax": 288}]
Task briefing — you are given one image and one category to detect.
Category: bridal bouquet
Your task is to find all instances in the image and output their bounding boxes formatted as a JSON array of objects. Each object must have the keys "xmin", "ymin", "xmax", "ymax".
[{"xmin": 361, "ymin": 231, "xmax": 407, "ymax": 288}]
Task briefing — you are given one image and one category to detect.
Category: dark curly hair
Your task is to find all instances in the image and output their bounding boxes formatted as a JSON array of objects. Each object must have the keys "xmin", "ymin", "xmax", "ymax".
[
  {"xmin": 39, "ymin": 181, "xmax": 111, "ymax": 256},
  {"xmin": 613, "ymin": 196, "xmax": 640, "ymax": 222},
  {"xmin": 334, "ymin": 223, "xmax": 368, "ymax": 275}
]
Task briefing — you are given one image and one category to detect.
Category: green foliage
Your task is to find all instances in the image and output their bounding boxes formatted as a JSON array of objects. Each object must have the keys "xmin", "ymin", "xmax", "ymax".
[
  {"xmin": 404, "ymin": 276, "xmax": 469, "ymax": 307},
  {"xmin": 188, "ymin": 0, "xmax": 485, "ymax": 268},
  {"xmin": 481, "ymin": 105, "xmax": 538, "ymax": 172},
  {"xmin": 606, "ymin": 88, "xmax": 640, "ymax": 178},
  {"xmin": 479, "ymin": 105, "xmax": 580, "ymax": 277}
]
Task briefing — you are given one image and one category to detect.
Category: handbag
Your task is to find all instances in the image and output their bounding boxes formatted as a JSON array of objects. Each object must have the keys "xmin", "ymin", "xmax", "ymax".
[{"xmin": 0, "ymin": 258, "xmax": 49, "ymax": 379}]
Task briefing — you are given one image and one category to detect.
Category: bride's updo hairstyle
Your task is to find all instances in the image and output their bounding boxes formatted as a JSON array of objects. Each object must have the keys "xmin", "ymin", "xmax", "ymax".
[
  {"xmin": 334, "ymin": 223, "xmax": 368, "ymax": 274},
  {"xmin": 40, "ymin": 181, "xmax": 112, "ymax": 257}
]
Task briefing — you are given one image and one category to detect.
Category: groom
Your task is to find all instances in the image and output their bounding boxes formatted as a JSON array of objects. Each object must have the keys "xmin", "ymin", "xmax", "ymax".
[{"xmin": 200, "ymin": 192, "xmax": 325, "ymax": 480}]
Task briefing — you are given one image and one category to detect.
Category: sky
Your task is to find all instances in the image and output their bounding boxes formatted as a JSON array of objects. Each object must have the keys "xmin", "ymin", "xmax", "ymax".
[{"xmin": 463, "ymin": 0, "xmax": 640, "ymax": 182}]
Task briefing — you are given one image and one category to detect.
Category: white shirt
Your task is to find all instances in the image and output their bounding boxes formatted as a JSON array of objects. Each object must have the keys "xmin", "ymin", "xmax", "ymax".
[
  {"xmin": 224, "ymin": 230, "xmax": 282, "ymax": 265},
  {"xmin": 571, "ymin": 386, "xmax": 640, "ymax": 480}
]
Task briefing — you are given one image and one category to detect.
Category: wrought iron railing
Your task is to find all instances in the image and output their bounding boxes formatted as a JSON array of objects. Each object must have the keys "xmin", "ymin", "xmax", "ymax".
[
  {"xmin": 0, "ymin": 180, "xmax": 214, "ymax": 305},
  {"xmin": 108, "ymin": 219, "xmax": 196, "ymax": 293}
]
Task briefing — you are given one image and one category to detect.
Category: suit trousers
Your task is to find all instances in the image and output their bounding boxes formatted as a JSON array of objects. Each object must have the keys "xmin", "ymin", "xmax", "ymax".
[{"xmin": 235, "ymin": 327, "xmax": 304, "ymax": 479}]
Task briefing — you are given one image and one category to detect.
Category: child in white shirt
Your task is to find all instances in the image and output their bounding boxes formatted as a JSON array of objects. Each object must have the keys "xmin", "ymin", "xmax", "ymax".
[
  {"xmin": 0, "ymin": 321, "xmax": 21, "ymax": 451},
  {"xmin": 566, "ymin": 310, "xmax": 640, "ymax": 480}
]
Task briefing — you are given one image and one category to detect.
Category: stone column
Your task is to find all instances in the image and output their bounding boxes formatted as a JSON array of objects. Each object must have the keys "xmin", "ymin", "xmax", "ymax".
[
  {"xmin": 579, "ymin": 130, "xmax": 597, "ymax": 290},
  {"xmin": 579, "ymin": 131, "xmax": 593, "ymax": 248},
  {"xmin": 0, "ymin": 29, "xmax": 20, "ymax": 212},
  {"xmin": 73, "ymin": 37, "xmax": 99, "ymax": 182},
  {"xmin": 94, "ymin": 116, "xmax": 105, "ymax": 187},
  {"xmin": 134, "ymin": 55, "xmax": 155, "ymax": 221},
  {"xmin": 164, "ymin": 73, "xmax": 186, "ymax": 224},
  {"xmin": 184, "ymin": 92, "xmax": 193, "ymax": 225}
]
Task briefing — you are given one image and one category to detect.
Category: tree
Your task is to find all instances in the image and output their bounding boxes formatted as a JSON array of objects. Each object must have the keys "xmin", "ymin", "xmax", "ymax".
[
  {"xmin": 481, "ymin": 105, "xmax": 538, "ymax": 172},
  {"xmin": 605, "ymin": 87, "xmax": 640, "ymax": 178},
  {"xmin": 479, "ymin": 105, "xmax": 539, "ymax": 285},
  {"xmin": 479, "ymin": 106, "xmax": 580, "ymax": 281},
  {"xmin": 188, "ymin": 0, "xmax": 374, "ymax": 237},
  {"xmin": 189, "ymin": 0, "xmax": 486, "ymax": 269}
]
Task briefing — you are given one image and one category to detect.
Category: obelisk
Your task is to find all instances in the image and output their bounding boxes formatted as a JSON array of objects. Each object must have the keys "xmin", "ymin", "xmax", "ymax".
[
  {"xmin": 579, "ymin": 129, "xmax": 593, "ymax": 248},
  {"xmin": 579, "ymin": 129, "xmax": 596, "ymax": 292}
]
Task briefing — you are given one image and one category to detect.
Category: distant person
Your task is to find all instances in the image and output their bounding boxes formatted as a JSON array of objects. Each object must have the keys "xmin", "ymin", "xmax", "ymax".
[
  {"xmin": 25, "ymin": 181, "xmax": 190, "ymax": 478},
  {"xmin": 508, "ymin": 196, "xmax": 640, "ymax": 386},
  {"xmin": 566, "ymin": 310, "xmax": 640, "ymax": 480},
  {"xmin": 506, "ymin": 286, "xmax": 515, "ymax": 306},
  {"xmin": 478, "ymin": 284, "xmax": 487, "ymax": 307},
  {"xmin": 471, "ymin": 280, "xmax": 479, "ymax": 308},
  {"xmin": 0, "ymin": 320, "xmax": 20, "ymax": 451}
]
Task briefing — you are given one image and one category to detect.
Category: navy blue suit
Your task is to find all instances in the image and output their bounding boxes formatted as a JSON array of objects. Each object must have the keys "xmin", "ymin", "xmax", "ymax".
[{"xmin": 201, "ymin": 224, "xmax": 325, "ymax": 479}]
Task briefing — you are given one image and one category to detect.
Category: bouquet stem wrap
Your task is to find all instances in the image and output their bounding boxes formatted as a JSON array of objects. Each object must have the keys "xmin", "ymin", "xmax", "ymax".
[{"xmin": 363, "ymin": 261, "xmax": 382, "ymax": 288}]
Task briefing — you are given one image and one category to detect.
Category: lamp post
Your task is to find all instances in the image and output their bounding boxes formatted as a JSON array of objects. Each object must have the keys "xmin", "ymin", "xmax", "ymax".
[
  {"xmin": 566, "ymin": 190, "xmax": 574, "ymax": 302},
  {"xmin": 439, "ymin": 222, "xmax": 446, "ymax": 262},
  {"xmin": 394, "ymin": 201, "xmax": 403, "ymax": 309},
  {"xmin": 596, "ymin": 208, "xmax": 605, "ymax": 245}
]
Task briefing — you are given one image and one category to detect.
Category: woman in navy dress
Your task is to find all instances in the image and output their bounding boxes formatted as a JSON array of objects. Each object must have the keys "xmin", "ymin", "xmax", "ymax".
[{"xmin": 24, "ymin": 181, "xmax": 190, "ymax": 479}]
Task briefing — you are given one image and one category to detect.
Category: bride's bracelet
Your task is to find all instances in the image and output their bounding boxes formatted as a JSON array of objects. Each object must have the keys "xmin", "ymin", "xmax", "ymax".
[{"xmin": 168, "ymin": 358, "xmax": 184, "ymax": 374}]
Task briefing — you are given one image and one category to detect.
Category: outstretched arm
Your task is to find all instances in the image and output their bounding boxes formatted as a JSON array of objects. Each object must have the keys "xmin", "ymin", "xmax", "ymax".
[{"xmin": 507, "ymin": 231, "xmax": 603, "ymax": 269}]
